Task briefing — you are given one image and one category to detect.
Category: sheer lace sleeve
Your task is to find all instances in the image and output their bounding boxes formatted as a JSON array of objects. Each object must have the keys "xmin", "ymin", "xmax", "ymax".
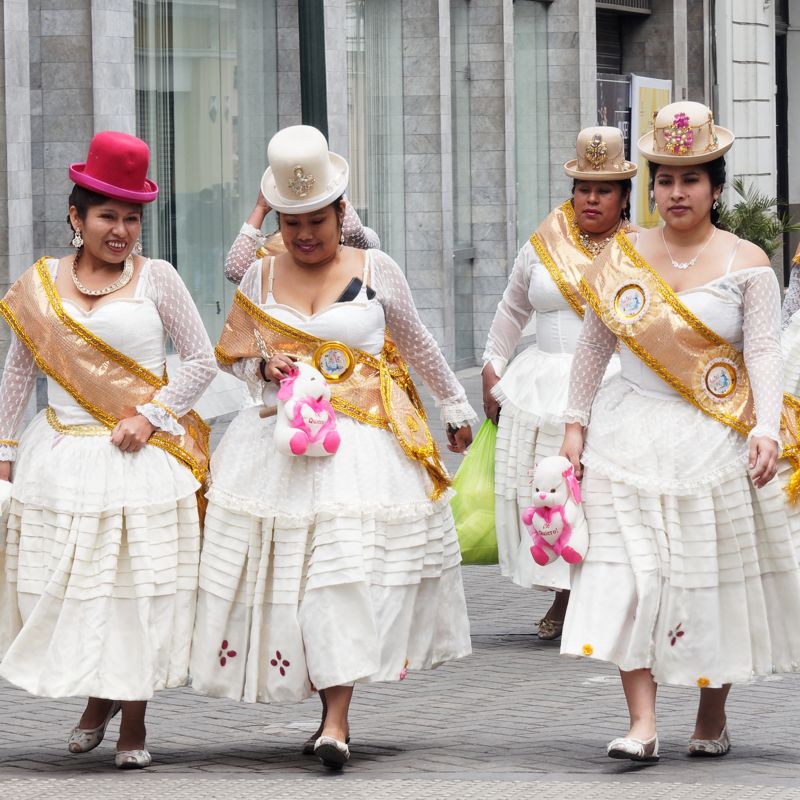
[
  {"xmin": 563, "ymin": 307, "xmax": 617, "ymax": 426},
  {"xmin": 135, "ymin": 260, "xmax": 217, "ymax": 434},
  {"xmin": 782, "ymin": 263, "xmax": 800, "ymax": 330},
  {"xmin": 371, "ymin": 250, "xmax": 477, "ymax": 428},
  {"xmin": 740, "ymin": 268, "xmax": 783, "ymax": 444},
  {"xmin": 224, "ymin": 196, "xmax": 379, "ymax": 285},
  {"xmin": 482, "ymin": 243, "xmax": 535, "ymax": 376},
  {"xmin": 0, "ymin": 335, "xmax": 38, "ymax": 462}
]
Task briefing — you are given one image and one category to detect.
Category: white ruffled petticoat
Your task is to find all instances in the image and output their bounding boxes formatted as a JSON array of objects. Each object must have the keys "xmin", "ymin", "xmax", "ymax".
[{"xmin": 0, "ymin": 410, "xmax": 202, "ymax": 700}]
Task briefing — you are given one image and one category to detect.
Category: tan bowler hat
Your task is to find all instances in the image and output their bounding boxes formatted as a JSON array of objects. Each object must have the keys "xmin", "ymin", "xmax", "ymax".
[
  {"xmin": 564, "ymin": 126, "xmax": 637, "ymax": 180},
  {"xmin": 638, "ymin": 101, "xmax": 733, "ymax": 165},
  {"xmin": 260, "ymin": 125, "xmax": 349, "ymax": 214}
]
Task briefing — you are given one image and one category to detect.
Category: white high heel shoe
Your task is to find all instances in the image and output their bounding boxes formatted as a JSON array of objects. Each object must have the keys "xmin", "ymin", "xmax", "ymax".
[
  {"xmin": 67, "ymin": 701, "xmax": 121, "ymax": 754},
  {"xmin": 115, "ymin": 746, "xmax": 152, "ymax": 769},
  {"xmin": 607, "ymin": 733, "xmax": 660, "ymax": 763}
]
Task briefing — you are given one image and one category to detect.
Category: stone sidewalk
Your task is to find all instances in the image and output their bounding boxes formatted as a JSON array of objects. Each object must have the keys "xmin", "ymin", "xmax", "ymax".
[{"xmin": 2, "ymin": 370, "xmax": 800, "ymax": 798}]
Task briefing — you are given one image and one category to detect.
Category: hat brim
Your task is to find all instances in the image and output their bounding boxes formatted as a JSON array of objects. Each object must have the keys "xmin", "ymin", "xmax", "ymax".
[
  {"xmin": 637, "ymin": 127, "xmax": 734, "ymax": 165},
  {"xmin": 261, "ymin": 153, "xmax": 349, "ymax": 214},
  {"xmin": 69, "ymin": 164, "xmax": 159, "ymax": 203},
  {"xmin": 563, "ymin": 160, "xmax": 638, "ymax": 180}
]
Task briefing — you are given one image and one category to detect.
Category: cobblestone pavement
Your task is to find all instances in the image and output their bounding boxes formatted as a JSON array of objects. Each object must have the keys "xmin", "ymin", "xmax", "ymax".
[{"xmin": 2, "ymin": 370, "xmax": 800, "ymax": 798}]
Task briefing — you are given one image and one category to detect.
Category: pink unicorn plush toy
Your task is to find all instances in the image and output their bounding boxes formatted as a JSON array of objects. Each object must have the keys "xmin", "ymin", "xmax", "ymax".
[
  {"xmin": 274, "ymin": 362, "xmax": 341, "ymax": 457},
  {"xmin": 522, "ymin": 455, "xmax": 588, "ymax": 567}
]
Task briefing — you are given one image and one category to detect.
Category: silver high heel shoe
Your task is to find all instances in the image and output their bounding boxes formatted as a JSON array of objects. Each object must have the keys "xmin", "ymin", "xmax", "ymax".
[
  {"xmin": 67, "ymin": 701, "xmax": 122, "ymax": 754},
  {"xmin": 688, "ymin": 724, "xmax": 730, "ymax": 756},
  {"xmin": 314, "ymin": 735, "xmax": 350, "ymax": 769},
  {"xmin": 607, "ymin": 733, "xmax": 660, "ymax": 763},
  {"xmin": 115, "ymin": 746, "xmax": 152, "ymax": 769}
]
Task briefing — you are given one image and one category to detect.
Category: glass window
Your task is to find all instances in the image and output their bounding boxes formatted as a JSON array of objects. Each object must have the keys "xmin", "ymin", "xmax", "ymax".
[
  {"xmin": 346, "ymin": 0, "xmax": 406, "ymax": 269},
  {"xmin": 514, "ymin": 1, "xmax": 550, "ymax": 244},
  {"xmin": 134, "ymin": 0, "xmax": 279, "ymax": 340}
]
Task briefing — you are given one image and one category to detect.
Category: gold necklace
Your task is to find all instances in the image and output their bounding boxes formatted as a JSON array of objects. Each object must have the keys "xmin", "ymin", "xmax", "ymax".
[
  {"xmin": 578, "ymin": 220, "xmax": 622, "ymax": 257},
  {"xmin": 71, "ymin": 253, "xmax": 135, "ymax": 296}
]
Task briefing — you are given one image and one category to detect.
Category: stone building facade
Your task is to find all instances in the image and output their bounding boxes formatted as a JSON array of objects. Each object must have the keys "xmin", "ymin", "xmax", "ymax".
[{"xmin": 0, "ymin": 0, "xmax": 794, "ymax": 412}]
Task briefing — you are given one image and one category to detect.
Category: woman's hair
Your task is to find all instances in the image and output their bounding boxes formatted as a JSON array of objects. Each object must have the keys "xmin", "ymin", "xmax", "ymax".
[
  {"xmin": 571, "ymin": 179, "xmax": 632, "ymax": 220},
  {"xmin": 275, "ymin": 195, "xmax": 345, "ymax": 226},
  {"xmin": 66, "ymin": 184, "xmax": 143, "ymax": 238},
  {"xmin": 648, "ymin": 157, "xmax": 727, "ymax": 227}
]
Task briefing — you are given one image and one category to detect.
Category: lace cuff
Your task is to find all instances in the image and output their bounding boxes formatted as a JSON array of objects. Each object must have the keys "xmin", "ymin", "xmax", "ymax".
[
  {"xmin": 747, "ymin": 425, "xmax": 781, "ymax": 447},
  {"xmin": 136, "ymin": 402, "xmax": 187, "ymax": 436},
  {"xmin": 562, "ymin": 410, "xmax": 589, "ymax": 427},
  {"xmin": 239, "ymin": 222, "xmax": 266, "ymax": 243},
  {"xmin": 0, "ymin": 443, "xmax": 18, "ymax": 462},
  {"xmin": 438, "ymin": 397, "xmax": 479, "ymax": 429}
]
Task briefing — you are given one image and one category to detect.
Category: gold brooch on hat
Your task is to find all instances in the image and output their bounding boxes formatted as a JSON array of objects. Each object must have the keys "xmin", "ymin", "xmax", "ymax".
[
  {"xmin": 288, "ymin": 166, "xmax": 316, "ymax": 197},
  {"xmin": 585, "ymin": 134, "xmax": 608, "ymax": 170}
]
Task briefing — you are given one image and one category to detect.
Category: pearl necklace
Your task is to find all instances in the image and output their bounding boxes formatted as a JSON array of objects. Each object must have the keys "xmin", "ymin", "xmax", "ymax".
[
  {"xmin": 578, "ymin": 220, "xmax": 622, "ymax": 257},
  {"xmin": 71, "ymin": 253, "xmax": 135, "ymax": 296},
  {"xmin": 661, "ymin": 226, "xmax": 716, "ymax": 270}
]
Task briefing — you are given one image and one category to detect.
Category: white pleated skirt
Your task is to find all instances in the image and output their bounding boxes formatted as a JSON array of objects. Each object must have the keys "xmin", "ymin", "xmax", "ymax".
[
  {"xmin": 190, "ymin": 407, "xmax": 472, "ymax": 704},
  {"xmin": 561, "ymin": 375, "xmax": 800, "ymax": 687},
  {"xmin": 0, "ymin": 410, "xmax": 202, "ymax": 700}
]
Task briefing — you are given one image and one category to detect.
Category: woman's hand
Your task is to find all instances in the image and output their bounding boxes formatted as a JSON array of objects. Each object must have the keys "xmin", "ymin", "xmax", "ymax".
[
  {"xmin": 110, "ymin": 415, "xmax": 155, "ymax": 453},
  {"xmin": 748, "ymin": 435, "xmax": 779, "ymax": 489},
  {"xmin": 560, "ymin": 422, "xmax": 585, "ymax": 480},
  {"xmin": 246, "ymin": 191, "xmax": 272, "ymax": 229},
  {"xmin": 447, "ymin": 424, "xmax": 473, "ymax": 454},
  {"xmin": 0, "ymin": 461, "xmax": 11, "ymax": 483},
  {"xmin": 262, "ymin": 353, "xmax": 297, "ymax": 385},
  {"xmin": 481, "ymin": 364, "xmax": 501, "ymax": 425}
]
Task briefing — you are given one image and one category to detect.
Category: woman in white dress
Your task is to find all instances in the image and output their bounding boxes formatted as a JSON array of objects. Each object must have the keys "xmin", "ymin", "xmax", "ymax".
[
  {"xmin": 190, "ymin": 126, "xmax": 476, "ymax": 769},
  {"xmin": 482, "ymin": 127, "xmax": 635, "ymax": 639},
  {"xmin": 0, "ymin": 132, "xmax": 216, "ymax": 768},
  {"xmin": 561, "ymin": 102, "xmax": 800, "ymax": 762}
]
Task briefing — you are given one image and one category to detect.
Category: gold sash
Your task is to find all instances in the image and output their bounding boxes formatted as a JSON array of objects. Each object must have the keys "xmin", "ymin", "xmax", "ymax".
[
  {"xmin": 580, "ymin": 233, "xmax": 800, "ymax": 499},
  {"xmin": 215, "ymin": 287, "xmax": 451, "ymax": 499},
  {"xmin": 793, "ymin": 242, "xmax": 800, "ymax": 266},
  {"xmin": 529, "ymin": 201, "xmax": 632, "ymax": 320},
  {"xmin": 0, "ymin": 258, "xmax": 210, "ymax": 485}
]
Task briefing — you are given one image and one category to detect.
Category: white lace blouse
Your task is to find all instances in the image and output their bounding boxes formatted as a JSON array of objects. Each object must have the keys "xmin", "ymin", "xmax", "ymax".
[
  {"xmin": 0, "ymin": 258, "xmax": 217, "ymax": 461},
  {"xmin": 564, "ymin": 263, "xmax": 784, "ymax": 445},
  {"xmin": 227, "ymin": 252, "xmax": 478, "ymax": 429}
]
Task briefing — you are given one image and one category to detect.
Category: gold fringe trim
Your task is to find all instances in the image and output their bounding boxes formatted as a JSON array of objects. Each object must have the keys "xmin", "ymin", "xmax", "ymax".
[{"xmin": 46, "ymin": 407, "xmax": 109, "ymax": 436}]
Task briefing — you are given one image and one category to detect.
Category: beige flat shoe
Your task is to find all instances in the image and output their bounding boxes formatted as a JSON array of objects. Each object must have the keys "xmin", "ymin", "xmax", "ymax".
[
  {"xmin": 607, "ymin": 733, "xmax": 659, "ymax": 763},
  {"xmin": 115, "ymin": 747, "xmax": 152, "ymax": 769},
  {"xmin": 302, "ymin": 728, "xmax": 349, "ymax": 755},
  {"xmin": 314, "ymin": 735, "xmax": 350, "ymax": 769},
  {"xmin": 688, "ymin": 724, "xmax": 730, "ymax": 757},
  {"xmin": 537, "ymin": 617, "xmax": 564, "ymax": 641},
  {"xmin": 67, "ymin": 701, "xmax": 121, "ymax": 754}
]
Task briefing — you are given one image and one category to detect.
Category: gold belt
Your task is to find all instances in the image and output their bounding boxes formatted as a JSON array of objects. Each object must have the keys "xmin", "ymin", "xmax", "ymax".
[{"xmin": 46, "ymin": 406, "xmax": 108, "ymax": 437}]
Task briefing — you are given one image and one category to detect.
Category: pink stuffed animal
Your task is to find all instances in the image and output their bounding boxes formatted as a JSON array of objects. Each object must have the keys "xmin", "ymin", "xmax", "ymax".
[
  {"xmin": 522, "ymin": 455, "xmax": 588, "ymax": 567},
  {"xmin": 273, "ymin": 362, "xmax": 341, "ymax": 457}
]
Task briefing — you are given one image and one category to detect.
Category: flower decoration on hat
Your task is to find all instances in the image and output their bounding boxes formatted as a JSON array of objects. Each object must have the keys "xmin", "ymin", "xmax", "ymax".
[
  {"xmin": 663, "ymin": 112, "xmax": 694, "ymax": 156},
  {"xmin": 288, "ymin": 166, "xmax": 316, "ymax": 198},
  {"xmin": 585, "ymin": 134, "xmax": 608, "ymax": 170}
]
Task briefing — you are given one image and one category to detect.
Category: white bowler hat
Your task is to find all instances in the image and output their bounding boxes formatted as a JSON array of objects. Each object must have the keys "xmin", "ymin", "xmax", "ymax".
[
  {"xmin": 564, "ymin": 126, "xmax": 637, "ymax": 180},
  {"xmin": 260, "ymin": 125, "xmax": 349, "ymax": 214},
  {"xmin": 638, "ymin": 101, "xmax": 733, "ymax": 165}
]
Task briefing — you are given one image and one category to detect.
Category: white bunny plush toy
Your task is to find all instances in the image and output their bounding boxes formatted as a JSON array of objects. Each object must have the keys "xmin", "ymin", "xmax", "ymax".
[
  {"xmin": 272, "ymin": 362, "xmax": 341, "ymax": 457},
  {"xmin": 521, "ymin": 455, "xmax": 588, "ymax": 567}
]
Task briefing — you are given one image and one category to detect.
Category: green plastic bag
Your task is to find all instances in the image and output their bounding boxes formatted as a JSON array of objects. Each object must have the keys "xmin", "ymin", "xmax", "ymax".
[{"xmin": 450, "ymin": 420, "xmax": 498, "ymax": 565}]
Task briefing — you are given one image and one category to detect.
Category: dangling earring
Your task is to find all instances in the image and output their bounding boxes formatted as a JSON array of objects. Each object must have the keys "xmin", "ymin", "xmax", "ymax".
[
  {"xmin": 133, "ymin": 240, "xmax": 143, "ymax": 256},
  {"xmin": 712, "ymin": 198, "xmax": 719, "ymax": 210},
  {"xmin": 71, "ymin": 229, "xmax": 83, "ymax": 249},
  {"xmin": 339, "ymin": 228, "xmax": 345, "ymax": 246},
  {"xmin": 648, "ymin": 190, "xmax": 656, "ymax": 215}
]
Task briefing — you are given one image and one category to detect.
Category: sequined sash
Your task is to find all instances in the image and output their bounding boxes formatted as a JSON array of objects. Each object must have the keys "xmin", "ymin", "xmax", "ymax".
[
  {"xmin": 215, "ymin": 287, "xmax": 451, "ymax": 499},
  {"xmin": 0, "ymin": 258, "xmax": 210, "ymax": 485},
  {"xmin": 580, "ymin": 233, "xmax": 800, "ymax": 500}
]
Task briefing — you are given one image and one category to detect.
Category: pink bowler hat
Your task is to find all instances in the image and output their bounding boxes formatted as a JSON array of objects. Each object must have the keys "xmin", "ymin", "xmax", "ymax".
[{"xmin": 69, "ymin": 131, "xmax": 159, "ymax": 203}]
